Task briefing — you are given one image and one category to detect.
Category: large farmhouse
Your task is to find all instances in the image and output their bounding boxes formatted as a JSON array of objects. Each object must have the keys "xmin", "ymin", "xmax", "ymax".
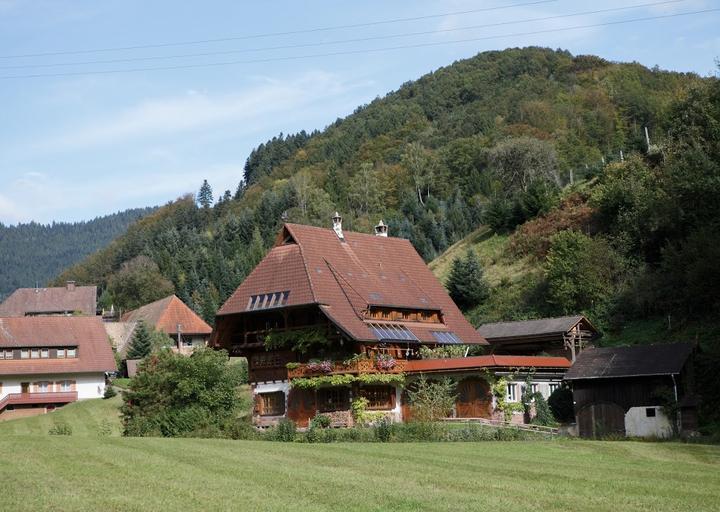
[
  {"xmin": 0, "ymin": 316, "xmax": 116, "ymax": 420},
  {"xmin": 0, "ymin": 281, "xmax": 97, "ymax": 317},
  {"xmin": 212, "ymin": 215, "xmax": 570, "ymax": 427}
]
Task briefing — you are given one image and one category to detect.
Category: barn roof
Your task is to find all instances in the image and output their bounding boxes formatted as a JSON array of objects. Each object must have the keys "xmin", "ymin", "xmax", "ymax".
[
  {"xmin": 0, "ymin": 283, "xmax": 97, "ymax": 317},
  {"xmin": 477, "ymin": 315, "xmax": 598, "ymax": 341},
  {"xmin": 216, "ymin": 222, "xmax": 486, "ymax": 345},
  {"xmin": 564, "ymin": 343, "xmax": 695, "ymax": 380},
  {"xmin": 121, "ymin": 295, "xmax": 211, "ymax": 336},
  {"xmin": 0, "ymin": 316, "xmax": 116, "ymax": 375}
]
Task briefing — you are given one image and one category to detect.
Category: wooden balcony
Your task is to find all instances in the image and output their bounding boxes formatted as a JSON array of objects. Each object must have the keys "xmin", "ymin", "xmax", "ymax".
[
  {"xmin": 0, "ymin": 391, "xmax": 78, "ymax": 410},
  {"xmin": 287, "ymin": 359, "xmax": 407, "ymax": 379}
]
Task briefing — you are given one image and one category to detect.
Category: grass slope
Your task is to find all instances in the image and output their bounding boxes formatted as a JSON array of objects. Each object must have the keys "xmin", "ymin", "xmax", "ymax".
[
  {"xmin": 0, "ymin": 436, "xmax": 718, "ymax": 512},
  {"xmin": 0, "ymin": 396, "xmax": 122, "ymax": 437}
]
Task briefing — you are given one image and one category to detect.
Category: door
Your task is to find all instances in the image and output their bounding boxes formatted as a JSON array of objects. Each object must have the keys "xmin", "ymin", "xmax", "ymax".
[
  {"xmin": 456, "ymin": 378, "xmax": 492, "ymax": 418},
  {"xmin": 287, "ymin": 388, "xmax": 316, "ymax": 428},
  {"xmin": 21, "ymin": 382, "xmax": 29, "ymax": 394},
  {"xmin": 577, "ymin": 402, "xmax": 625, "ymax": 438}
]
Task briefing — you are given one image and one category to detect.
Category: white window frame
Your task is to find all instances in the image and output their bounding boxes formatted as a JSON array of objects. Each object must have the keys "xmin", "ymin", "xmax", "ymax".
[
  {"xmin": 31, "ymin": 349, "xmax": 39, "ymax": 359},
  {"xmin": 57, "ymin": 348, "xmax": 65, "ymax": 358},
  {"xmin": 41, "ymin": 348, "xmax": 49, "ymax": 358},
  {"xmin": 37, "ymin": 381, "xmax": 49, "ymax": 393},
  {"xmin": 506, "ymin": 383, "xmax": 517, "ymax": 402},
  {"xmin": 531, "ymin": 383, "xmax": 539, "ymax": 395},
  {"xmin": 5, "ymin": 350, "xmax": 12, "ymax": 360},
  {"xmin": 548, "ymin": 383, "xmax": 560, "ymax": 395},
  {"xmin": 20, "ymin": 349, "xmax": 29, "ymax": 359},
  {"xmin": 67, "ymin": 348, "xmax": 76, "ymax": 358},
  {"xmin": 60, "ymin": 380, "xmax": 72, "ymax": 392}
]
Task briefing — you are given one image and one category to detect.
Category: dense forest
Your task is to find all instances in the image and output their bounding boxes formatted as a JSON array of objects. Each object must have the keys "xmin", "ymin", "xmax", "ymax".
[
  {"xmin": 0, "ymin": 207, "xmax": 154, "ymax": 300},
  {"xmin": 53, "ymin": 47, "xmax": 718, "ymax": 331}
]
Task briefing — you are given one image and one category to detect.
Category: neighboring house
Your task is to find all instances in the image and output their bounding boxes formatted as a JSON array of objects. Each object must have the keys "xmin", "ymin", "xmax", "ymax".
[
  {"xmin": 478, "ymin": 315, "xmax": 600, "ymax": 361},
  {"xmin": 121, "ymin": 295, "xmax": 212, "ymax": 355},
  {"xmin": 0, "ymin": 316, "xmax": 116, "ymax": 420},
  {"xmin": 0, "ymin": 281, "xmax": 97, "ymax": 317},
  {"xmin": 564, "ymin": 342, "xmax": 697, "ymax": 438},
  {"xmin": 103, "ymin": 321, "xmax": 136, "ymax": 355},
  {"xmin": 212, "ymin": 214, "xmax": 571, "ymax": 427}
]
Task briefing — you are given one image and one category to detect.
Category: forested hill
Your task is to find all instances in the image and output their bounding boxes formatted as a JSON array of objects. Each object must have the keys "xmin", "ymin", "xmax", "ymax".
[
  {"xmin": 54, "ymin": 47, "xmax": 717, "ymax": 338},
  {"xmin": 0, "ymin": 207, "xmax": 155, "ymax": 299}
]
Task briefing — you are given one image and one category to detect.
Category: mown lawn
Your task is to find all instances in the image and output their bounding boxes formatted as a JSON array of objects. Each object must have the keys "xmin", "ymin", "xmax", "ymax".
[{"xmin": 0, "ymin": 436, "xmax": 718, "ymax": 512}]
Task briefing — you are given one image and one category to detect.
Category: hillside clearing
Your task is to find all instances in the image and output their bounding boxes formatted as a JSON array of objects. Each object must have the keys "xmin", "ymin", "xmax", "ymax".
[{"xmin": 0, "ymin": 436, "xmax": 718, "ymax": 512}]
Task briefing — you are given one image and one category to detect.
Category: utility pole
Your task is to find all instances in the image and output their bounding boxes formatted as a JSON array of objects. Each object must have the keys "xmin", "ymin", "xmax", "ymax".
[
  {"xmin": 644, "ymin": 126, "xmax": 651, "ymax": 150},
  {"xmin": 620, "ymin": 150, "xmax": 624, "ymax": 162}
]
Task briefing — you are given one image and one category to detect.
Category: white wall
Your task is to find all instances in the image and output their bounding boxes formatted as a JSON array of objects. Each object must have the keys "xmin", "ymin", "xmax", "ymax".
[
  {"xmin": 0, "ymin": 373, "xmax": 106, "ymax": 401},
  {"xmin": 625, "ymin": 406, "xmax": 673, "ymax": 438}
]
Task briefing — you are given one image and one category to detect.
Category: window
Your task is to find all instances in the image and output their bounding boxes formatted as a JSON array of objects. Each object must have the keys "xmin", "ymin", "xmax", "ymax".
[
  {"xmin": 67, "ymin": 348, "xmax": 76, "ymax": 358},
  {"xmin": 37, "ymin": 381, "xmax": 49, "ymax": 393},
  {"xmin": 531, "ymin": 383, "xmax": 539, "ymax": 395},
  {"xmin": 506, "ymin": 383, "xmax": 517, "ymax": 402},
  {"xmin": 20, "ymin": 349, "xmax": 29, "ymax": 359},
  {"xmin": 41, "ymin": 348, "xmax": 49, "ymax": 358},
  {"xmin": 60, "ymin": 380, "xmax": 73, "ymax": 392},
  {"xmin": 181, "ymin": 338, "xmax": 193, "ymax": 348},
  {"xmin": 317, "ymin": 387, "xmax": 350, "ymax": 412},
  {"xmin": 57, "ymin": 349, "xmax": 65, "ymax": 358},
  {"xmin": 360, "ymin": 386, "xmax": 394, "ymax": 410},
  {"xmin": 430, "ymin": 331, "xmax": 462, "ymax": 344},
  {"xmin": 259, "ymin": 392, "xmax": 285, "ymax": 416},
  {"xmin": 31, "ymin": 349, "xmax": 39, "ymax": 359},
  {"xmin": 548, "ymin": 383, "xmax": 560, "ymax": 395},
  {"xmin": 646, "ymin": 408, "xmax": 656, "ymax": 418}
]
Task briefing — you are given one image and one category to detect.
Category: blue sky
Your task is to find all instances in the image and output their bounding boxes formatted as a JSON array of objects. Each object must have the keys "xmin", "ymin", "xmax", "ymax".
[{"xmin": 0, "ymin": 0, "xmax": 718, "ymax": 225}]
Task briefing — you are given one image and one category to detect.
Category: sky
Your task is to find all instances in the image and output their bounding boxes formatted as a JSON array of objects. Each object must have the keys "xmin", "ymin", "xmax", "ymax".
[{"xmin": 0, "ymin": 0, "xmax": 718, "ymax": 225}]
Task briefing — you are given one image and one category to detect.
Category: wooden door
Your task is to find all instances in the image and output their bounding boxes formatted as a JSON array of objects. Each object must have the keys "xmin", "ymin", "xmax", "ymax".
[
  {"xmin": 455, "ymin": 378, "xmax": 492, "ymax": 418},
  {"xmin": 577, "ymin": 402, "xmax": 625, "ymax": 438},
  {"xmin": 287, "ymin": 388, "xmax": 316, "ymax": 427},
  {"xmin": 21, "ymin": 382, "xmax": 29, "ymax": 394}
]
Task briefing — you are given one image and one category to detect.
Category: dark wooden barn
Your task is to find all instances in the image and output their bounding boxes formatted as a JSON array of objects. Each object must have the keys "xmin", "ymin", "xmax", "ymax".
[{"xmin": 564, "ymin": 343, "xmax": 697, "ymax": 438}]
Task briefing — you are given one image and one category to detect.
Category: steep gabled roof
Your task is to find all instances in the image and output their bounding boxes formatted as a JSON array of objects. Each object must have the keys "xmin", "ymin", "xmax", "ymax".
[
  {"xmin": 0, "ymin": 284, "xmax": 97, "ymax": 317},
  {"xmin": 121, "ymin": 295, "xmax": 211, "ymax": 336},
  {"xmin": 217, "ymin": 223, "xmax": 486, "ymax": 345},
  {"xmin": 564, "ymin": 343, "xmax": 695, "ymax": 380},
  {"xmin": 478, "ymin": 315, "xmax": 598, "ymax": 342},
  {"xmin": 0, "ymin": 316, "xmax": 116, "ymax": 375}
]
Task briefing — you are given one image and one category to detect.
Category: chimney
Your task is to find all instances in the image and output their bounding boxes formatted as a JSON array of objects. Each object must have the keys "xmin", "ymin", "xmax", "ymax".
[
  {"xmin": 374, "ymin": 220, "xmax": 388, "ymax": 237},
  {"xmin": 332, "ymin": 212, "xmax": 344, "ymax": 240},
  {"xmin": 66, "ymin": 281, "xmax": 76, "ymax": 292}
]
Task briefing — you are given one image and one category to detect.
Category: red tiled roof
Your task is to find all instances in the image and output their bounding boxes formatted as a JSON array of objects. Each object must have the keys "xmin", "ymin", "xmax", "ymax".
[
  {"xmin": 0, "ymin": 316, "xmax": 116, "ymax": 375},
  {"xmin": 217, "ymin": 223, "xmax": 486, "ymax": 345},
  {"xmin": 405, "ymin": 355, "xmax": 571, "ymax": 373},
  {"xmin": 0, "ymin": 284, "xmax": 96, "ymax": 316},
  {"xmin": 121, "ymin": 295, "xmax": 211, "ymax": 335}
]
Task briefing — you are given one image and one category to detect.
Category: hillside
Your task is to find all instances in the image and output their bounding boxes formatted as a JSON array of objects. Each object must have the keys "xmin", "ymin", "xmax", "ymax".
[
  {"xmin": 55, "ymin": 47, "xmax": 713, "ymax": 323},
  {"xmin": 0, "ymin": 207, "xmax": 154, "ymax": 300}
]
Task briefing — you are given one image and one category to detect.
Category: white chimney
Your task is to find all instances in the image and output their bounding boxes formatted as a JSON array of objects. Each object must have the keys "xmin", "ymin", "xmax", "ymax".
[
  {"xmin": 374, "ymin": 220, "xmax": 388, "ymax": 237},
  {"xmin": 66, "ymin": 281, "xmax": 76, "ymax": 292},
  {"xmin": 332, "ymin": 212, "xmax": 344, "ymax": 240}
]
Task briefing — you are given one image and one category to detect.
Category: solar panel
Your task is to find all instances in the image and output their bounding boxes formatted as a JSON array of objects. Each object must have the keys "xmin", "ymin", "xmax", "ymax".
[
  {"xmin": 369, "ymin": 323, "xmax": 419, "ymax": 342},
  {"xmin": 431, "ymin": 331, "xmax": 462, "ymax": 344}
]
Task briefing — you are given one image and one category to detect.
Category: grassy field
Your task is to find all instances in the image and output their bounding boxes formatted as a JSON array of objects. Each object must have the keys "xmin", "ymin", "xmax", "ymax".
[
  {"xmin": 0, "ymin": 396, "xmax": 123, "ymax": 437},
  {"xmin": 0, "ymin": 435, "xmax": 718, "ymax": 512}
]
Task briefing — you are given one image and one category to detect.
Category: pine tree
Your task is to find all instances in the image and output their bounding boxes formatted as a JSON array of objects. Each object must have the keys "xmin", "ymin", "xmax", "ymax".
[
  {"xmin": 126, "ymin": 320, "xmax": 153, "ymax": 359},
  {"xmin": 446, "ymin": 249, "xmax": 489, "ymax": 310},
  {"xmin": 197, "ymin": 180, "xmax": 213, "ymax": 209}
]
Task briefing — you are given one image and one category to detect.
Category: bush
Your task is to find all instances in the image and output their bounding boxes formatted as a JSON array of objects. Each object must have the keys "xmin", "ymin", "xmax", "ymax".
[
  {"xmin": 103, "ymin": 384, "xmax": 117, "ymax": 399},
  {"xmin": 310, "ymin": 413, "xmax": 331, "ymax": 429},
  {"xmin": 97, "ymin": 419, "xmax": 114, "ymax": 437},
  {"xmin": 48, "ymin": 422, "xmax": 73, "ymax": 436},
  {"xmin": 374, "ymin": 418, "xmax": 393, "ymax": 442},
  {"xmin": 548, "ymin": 387, "xmax": 575, "ymax": 423},
  {"xmin": 532, "ymin": 394, "xmax": 556, "ymax": 426},
  {"xmin": 406, "ymin": 376, "xmax": 457, "ymax": 422},
  {"xmin": 270, "ymin": 419, "xmax": 297, "ymax": 442}
]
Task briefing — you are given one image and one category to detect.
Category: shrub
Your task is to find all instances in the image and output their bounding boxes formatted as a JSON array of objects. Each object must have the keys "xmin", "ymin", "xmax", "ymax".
[
  {"xmin": 446, "ymin": 249, "xmax": 490, "ymax": 311},
  {"xmin": 310, "ymin": 413, "xmax": 331, "ymax": 429},
  {"xmin": 548, "ymin": 387, "xmax": 575, "ymax": 423},
  {"xmin": 97, "ymin": 420, "xmax": 114, "ymax": 437},
  {"xmin": 48, "ymin": 422, "xmax": 72, "ymax": 436},
  {"xmin": 103, "ymin": 384, "xmax": 117, "ymax": 399},
  {"xmin": 271, "ymin": 419, "xmax": 297, "ymax": 442},
  {"xmin": 223, "ymin": 419, "xmax": 258, "ymax": 440},
  {"xmin": 532, "ymin": 394, "xmax": 556, "ymax": 426},
  {"xmin": 406, "ymin": 376, "xmax": 457, "ymax": 422},
  {"xmin": 374, "ymin": 418, "xmax": 393, "ymax": 442}
]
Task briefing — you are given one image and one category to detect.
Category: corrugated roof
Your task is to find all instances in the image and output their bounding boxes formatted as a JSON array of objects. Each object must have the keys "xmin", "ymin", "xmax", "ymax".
[
  {"xmin": 121, "ymin": 295, "xmax": 211, "ymax": 335},
  {"xmin": 564, "ymin": 343, "xmax": 695, "ymax": 380},
  {"xmin": 405, "ymin": 355, "xmax": 571, "ymax": 373},
  {"xmin": 0, "ymin": 316, "xmax": 116, "ymax": 375},
  {"xmin": 477, "ymin": 315, "xmax": 592, "ymax": 340},
  {"xmin": 0, "ymin": 285, "xmax": 97, "ymax": 317},
  {"xmin": 217, "ymin": 223, "xmax": 486, "ymax": 345}
]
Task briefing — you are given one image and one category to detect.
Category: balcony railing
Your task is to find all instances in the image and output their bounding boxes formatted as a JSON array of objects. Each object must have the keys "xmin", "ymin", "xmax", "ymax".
[
  {"xmin": 0, "ymin": 391, "xmax": 78, "ymax": 410},
  {"xmin": 287, "ymin": 359, "xmax": 407, "ymax": 379}
]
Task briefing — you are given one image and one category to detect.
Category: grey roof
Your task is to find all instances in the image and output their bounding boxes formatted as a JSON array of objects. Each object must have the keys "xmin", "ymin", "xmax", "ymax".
[
  {"xmin": 477, "ymin": 315, "xmax": 590, "ymax": 340},
  {"xmin": 0, "ymin": 285, "xmax": 97, "ymax": 317},
  {"xmin": 564, "ymin": 343, "xmax": 695, "ymax": 380}
]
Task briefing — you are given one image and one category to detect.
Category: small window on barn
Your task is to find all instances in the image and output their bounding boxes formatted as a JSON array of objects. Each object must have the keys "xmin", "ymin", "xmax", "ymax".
[
  {"xmin": 20, "ymin": 349, "xmax": 29, "ymax": 359},
  {"xmin": 646, "ymin": 408, "xmax": 656, "ymax": 418},
  {"xmin": 41, "ymin": 348, "xmax": 49, "ymax": 358},
  {"xmin": 259, "ymin": 392, "xmax": 285, "ymax": 416},
  {"xmin": 31, "ymin": 349, "xmax": 39, "ymax": 359},
  {"xmin": 506, "ymin": 383, "xmax": 517, "ymax": 402},
  {"xmin": 548, "ymin": 383, "xmax": 560, "ymax": 395}
]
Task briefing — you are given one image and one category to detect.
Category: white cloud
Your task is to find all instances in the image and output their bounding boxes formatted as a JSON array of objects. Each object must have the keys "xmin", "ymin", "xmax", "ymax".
[{"xmin": 40, "ymin": 71, "xmax": 361, "ymax": 152}]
